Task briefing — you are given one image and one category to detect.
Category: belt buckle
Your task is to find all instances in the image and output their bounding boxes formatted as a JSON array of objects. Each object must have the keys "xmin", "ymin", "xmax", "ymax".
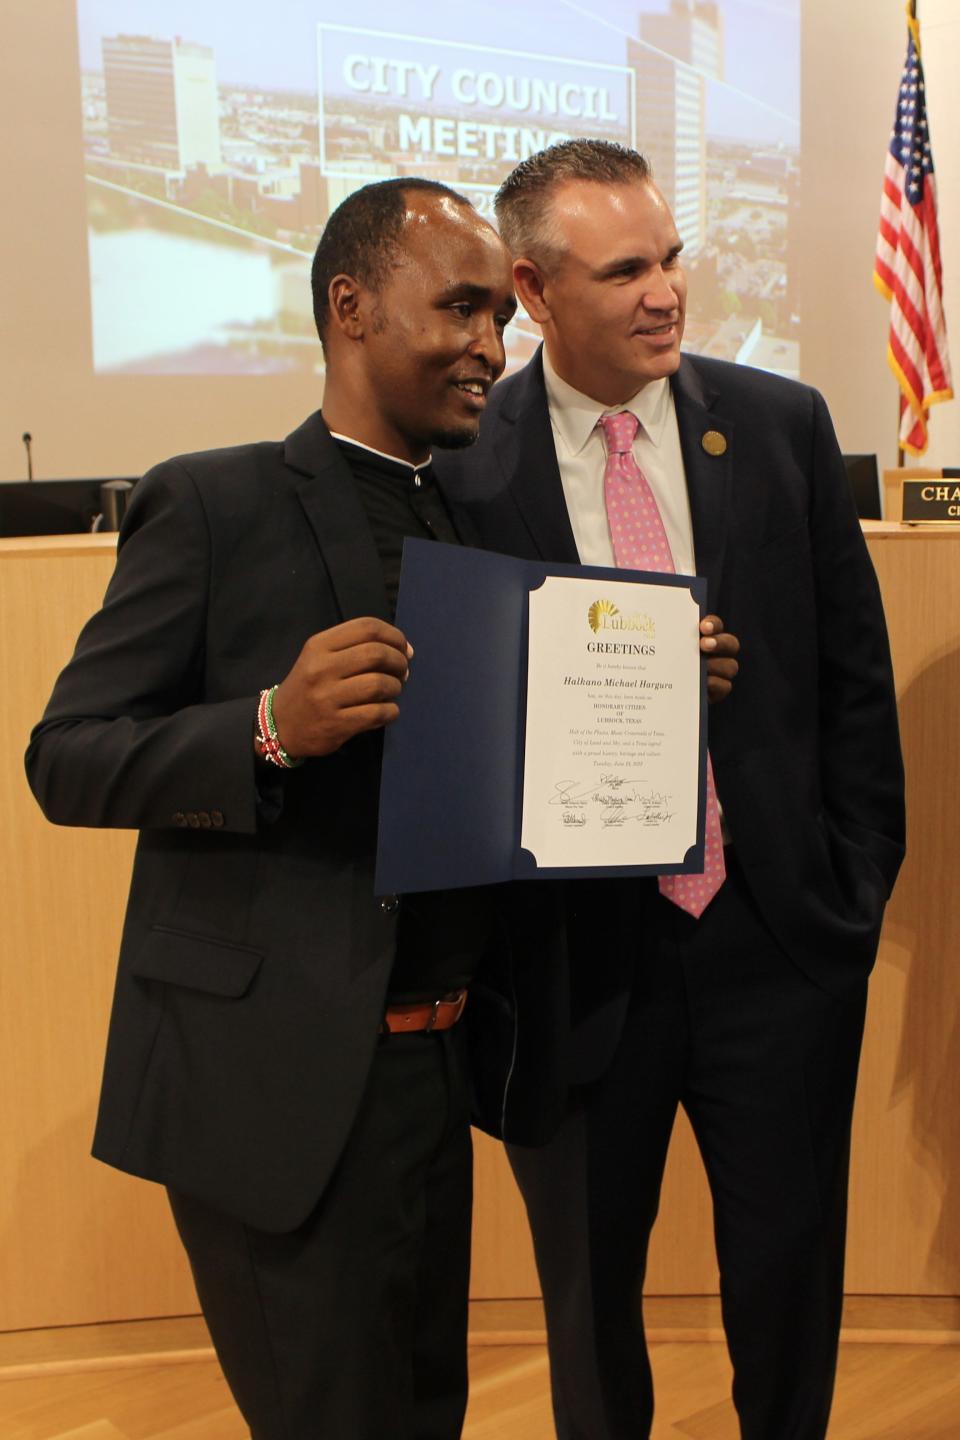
[{"xmin": 424, "ymin": 997, "xmax": 443, "ymax": 1034}]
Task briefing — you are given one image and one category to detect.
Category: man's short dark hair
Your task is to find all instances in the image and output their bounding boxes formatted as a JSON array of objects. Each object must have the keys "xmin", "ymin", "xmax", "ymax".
[
  {"xmin": 495, "ymin": 140, "xmax": 652, "ymax": 269},
  {"xmin": 311, "ymin": 178, "xmax": 471, "ymax": 344}
]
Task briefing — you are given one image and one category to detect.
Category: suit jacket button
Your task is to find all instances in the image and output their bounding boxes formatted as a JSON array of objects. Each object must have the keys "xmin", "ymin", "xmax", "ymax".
[
  {"xmin": 211, "ymin": 810, "xmax": 225, "ymax": 827},
  {"xmin": 187, "ymin": 812, "xmax": 200, "ymax": 828},
  {"xmin": 173, "ymin": 811, "xmax": 187, "ymax": 827},
  {"xmin": 379, "ymin": 894, "xmax": 399, "ymax": 915}
]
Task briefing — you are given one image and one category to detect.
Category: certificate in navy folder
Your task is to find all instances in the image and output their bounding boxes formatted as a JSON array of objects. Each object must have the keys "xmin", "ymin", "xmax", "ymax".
[{"xmin": 376, "ymin": 538, "xmax": 708, "ymax": 894}]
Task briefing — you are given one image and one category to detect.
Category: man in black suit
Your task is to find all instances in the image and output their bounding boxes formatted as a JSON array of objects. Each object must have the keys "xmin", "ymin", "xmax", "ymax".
[
  {"xmin": 439, "ymin": 141, "xmax": 905, "ymax": 1440},
  {"xmin": 25, "ymin": 179, "xmax": 517, "ymax": 1440}
]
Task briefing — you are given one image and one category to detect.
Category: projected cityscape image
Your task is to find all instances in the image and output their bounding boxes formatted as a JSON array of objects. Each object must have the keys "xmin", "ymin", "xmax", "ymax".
[{"xmin": 77, "ymin": 1, "xmax": 800, "ymax": 378}]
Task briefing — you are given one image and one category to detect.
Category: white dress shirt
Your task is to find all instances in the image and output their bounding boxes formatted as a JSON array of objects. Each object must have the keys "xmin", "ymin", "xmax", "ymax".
[{"xmin": 541, "ymin": 350, "xmax": 696, "ymax": 576}]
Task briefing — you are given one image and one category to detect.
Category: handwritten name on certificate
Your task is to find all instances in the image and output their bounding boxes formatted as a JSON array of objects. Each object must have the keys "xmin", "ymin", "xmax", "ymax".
[{"xmin": 520, "ymin": 574, "xmax": 703, "ymax": 869}]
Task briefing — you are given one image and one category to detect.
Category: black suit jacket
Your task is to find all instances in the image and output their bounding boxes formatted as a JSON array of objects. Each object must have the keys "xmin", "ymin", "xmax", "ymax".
[
  {"xmin": 25, "ymin": 411, "xmax": 490, "ymax": 1233},
  {"xmin": 440, "ymin": 350, "xmax": 905, "ymax": 1100}
]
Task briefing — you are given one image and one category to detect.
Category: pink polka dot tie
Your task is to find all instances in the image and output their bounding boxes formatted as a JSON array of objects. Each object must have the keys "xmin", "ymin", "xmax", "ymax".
[{"xmin": 600, "ymin": 410, "xmax": 725, "ymax": 918}]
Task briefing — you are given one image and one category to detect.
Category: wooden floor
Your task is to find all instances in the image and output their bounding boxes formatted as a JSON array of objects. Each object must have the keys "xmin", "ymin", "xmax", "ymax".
[{"xmin": 1, "ymin": 1302, "xmax": 958, "ymax": 1439}]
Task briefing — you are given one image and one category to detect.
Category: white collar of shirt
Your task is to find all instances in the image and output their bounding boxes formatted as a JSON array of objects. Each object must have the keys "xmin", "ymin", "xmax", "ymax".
[
  {"xmin": 541, "ymin": 350, "xmax": 672, "ymax": 456},
  {"xmin": 328, "ymin": 430, "xmax": 431, "ymax": 473}
]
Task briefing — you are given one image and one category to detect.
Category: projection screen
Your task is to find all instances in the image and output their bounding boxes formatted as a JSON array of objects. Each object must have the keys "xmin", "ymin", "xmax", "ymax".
[{"xmin": 76, "ymin": 1, "xmax": 799, "ymax": 381}]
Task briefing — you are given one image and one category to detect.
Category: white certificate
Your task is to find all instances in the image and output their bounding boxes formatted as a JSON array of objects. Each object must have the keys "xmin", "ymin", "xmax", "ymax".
[{"xmin": 520, "ymin": 573, "xmax": 704, "ymax": 870}]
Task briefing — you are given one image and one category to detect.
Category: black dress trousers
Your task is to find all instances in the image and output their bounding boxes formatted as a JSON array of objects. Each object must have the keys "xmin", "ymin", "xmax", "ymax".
[
  {"xmin": 170, "ymin": 1024, "xmax": 472, "ymax": 1440},
  {"xmin": 508, "ymin": 856, "xmax": 868, "ymax": 1440}
]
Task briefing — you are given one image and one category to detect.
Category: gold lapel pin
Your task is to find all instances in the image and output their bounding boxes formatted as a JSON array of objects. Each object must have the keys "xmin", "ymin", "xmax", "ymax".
[{"xmin": 701, "ymin": 430, "xmax": 727, "ymax": 457}]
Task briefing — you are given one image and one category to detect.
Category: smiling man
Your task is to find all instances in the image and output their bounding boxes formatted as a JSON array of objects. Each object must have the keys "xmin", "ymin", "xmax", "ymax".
[
  {"xmin": 525, "ymin": 171, "xmax": 688, "ymax": 400},
  {"xmin": 25, "ymin": 180, "xmax": 515, "ymax": 1440},
  {"xmin": 439, "ymin": 141, "xmax": 905, "ymax": 1440}
]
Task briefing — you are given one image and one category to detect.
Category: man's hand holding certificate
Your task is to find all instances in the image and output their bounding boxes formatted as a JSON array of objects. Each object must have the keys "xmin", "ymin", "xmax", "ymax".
[{"xmin": 376, "ymin": 540, "xmax": 709, "ymax": 893}]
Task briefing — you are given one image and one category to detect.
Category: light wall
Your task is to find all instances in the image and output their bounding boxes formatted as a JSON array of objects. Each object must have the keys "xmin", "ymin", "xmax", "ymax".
[{"xmin": 1, "ymin": 0, "xmax": 957, "ymax": 482}]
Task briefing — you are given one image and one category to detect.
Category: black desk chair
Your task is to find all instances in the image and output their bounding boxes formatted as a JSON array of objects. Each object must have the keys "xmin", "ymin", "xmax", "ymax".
[
  {"xmin": 842, "ymin": 453, "xmax": 882, "ymax": 520},
  {"xmin": 0, "ymin": 490, "xmax": 87, "ymax": 536}
]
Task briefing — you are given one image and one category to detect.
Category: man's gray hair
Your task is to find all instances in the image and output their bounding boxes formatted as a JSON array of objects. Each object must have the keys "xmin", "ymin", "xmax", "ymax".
[{"xmin": 494, "ymin": 139, "xmax": 652, "ymax": 268}]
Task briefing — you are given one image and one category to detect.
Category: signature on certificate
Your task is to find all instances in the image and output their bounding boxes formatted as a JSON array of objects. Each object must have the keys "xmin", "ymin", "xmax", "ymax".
[{"xmin": 549, "ymin": 776, "xmax": 676, "ymax": 828}]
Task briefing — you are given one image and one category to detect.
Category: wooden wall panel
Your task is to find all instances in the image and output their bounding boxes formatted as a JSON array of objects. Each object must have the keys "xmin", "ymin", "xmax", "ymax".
[
  {"xmin": 0, "ymin": 537, "xmax": 199, "ymax": 1331},
  {"xmin": 2, "ymin": 526, "xmax": 957, "ymax": 1332},
  {"xmin": 846, "ymin": 526, "xmax": 960, "ymax": 1294}
]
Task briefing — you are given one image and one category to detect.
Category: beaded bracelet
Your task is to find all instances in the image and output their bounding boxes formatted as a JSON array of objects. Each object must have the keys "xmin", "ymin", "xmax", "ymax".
[{"xmin": 255, "ymin": 686, "xmax": 305, "ymax": 769}]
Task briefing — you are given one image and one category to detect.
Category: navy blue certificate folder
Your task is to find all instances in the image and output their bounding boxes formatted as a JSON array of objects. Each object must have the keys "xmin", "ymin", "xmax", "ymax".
[{"xmin": 375, "ymin": 538, "xmax": 708, "ymax": 894}]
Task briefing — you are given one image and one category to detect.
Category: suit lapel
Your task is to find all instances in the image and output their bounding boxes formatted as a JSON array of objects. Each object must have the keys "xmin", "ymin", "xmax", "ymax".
[
  {"xmin": 495, "ymin": 351, "xmax": 581, "ymax": 564},
  {"xmin": 671, "ymin": 358, "xmax": 732, "ymax": 612},
  {"xmin": 283, "ymin": 412, "xmax": 391, "ymax": 623}
]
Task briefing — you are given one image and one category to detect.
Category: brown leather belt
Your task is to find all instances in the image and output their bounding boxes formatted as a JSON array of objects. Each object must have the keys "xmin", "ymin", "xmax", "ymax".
[{"xmin": 380, "ymin": 989, "xmax": 468, "ymax": 1035}]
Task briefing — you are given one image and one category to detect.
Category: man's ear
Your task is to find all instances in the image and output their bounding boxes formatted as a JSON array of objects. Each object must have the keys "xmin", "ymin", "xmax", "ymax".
[
  {"xmin": 328, "ymin": 274, "xmax": 365, "ymax": 340},
  {"xmin": 513, "ymin": 257, "xmax": 551, "ymax": 325}
]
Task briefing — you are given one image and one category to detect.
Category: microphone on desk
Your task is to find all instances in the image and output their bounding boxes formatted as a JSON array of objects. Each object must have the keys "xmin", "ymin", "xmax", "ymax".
[{"xmin": 22, "ymin": 432, "xmax": 33, "ymax": 481}]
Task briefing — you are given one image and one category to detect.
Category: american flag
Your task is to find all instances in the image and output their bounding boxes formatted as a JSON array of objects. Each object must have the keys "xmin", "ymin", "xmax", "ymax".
[{"xmin": 874, "ymin": 8, "xmax": 953, "ymax": 457}]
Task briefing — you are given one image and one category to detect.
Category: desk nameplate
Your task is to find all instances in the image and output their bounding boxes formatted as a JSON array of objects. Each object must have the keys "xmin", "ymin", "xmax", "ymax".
[{"xmin": 900, "ymin": 479, "xmax": 960, "ymax": 525}]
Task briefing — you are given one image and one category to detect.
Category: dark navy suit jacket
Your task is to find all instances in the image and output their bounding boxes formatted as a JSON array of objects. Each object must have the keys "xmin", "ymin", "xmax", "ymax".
[{"xmin": 440, "ymin": 350, "xmax": 905, "ymax": 1129}]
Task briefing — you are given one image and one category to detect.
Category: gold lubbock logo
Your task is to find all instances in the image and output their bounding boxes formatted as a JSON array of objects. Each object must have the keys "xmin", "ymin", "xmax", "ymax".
[
  {"xmin": 588, "ymin": 599, "xmax": 619, "ymax": 633},
  {"xmin": 587, "ymin": 599, "xmax": 655, "ymax": 637}
]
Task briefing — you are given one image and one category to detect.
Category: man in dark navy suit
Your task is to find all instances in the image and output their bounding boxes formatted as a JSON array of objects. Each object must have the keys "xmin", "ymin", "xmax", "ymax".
[
  {"xmin": 26, "ymin": 179, "xmax": 518, "ymax": 1440},
  {"xmin": 439, "ymin": 140, "xmax": 905, "ymax": 1440}
]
